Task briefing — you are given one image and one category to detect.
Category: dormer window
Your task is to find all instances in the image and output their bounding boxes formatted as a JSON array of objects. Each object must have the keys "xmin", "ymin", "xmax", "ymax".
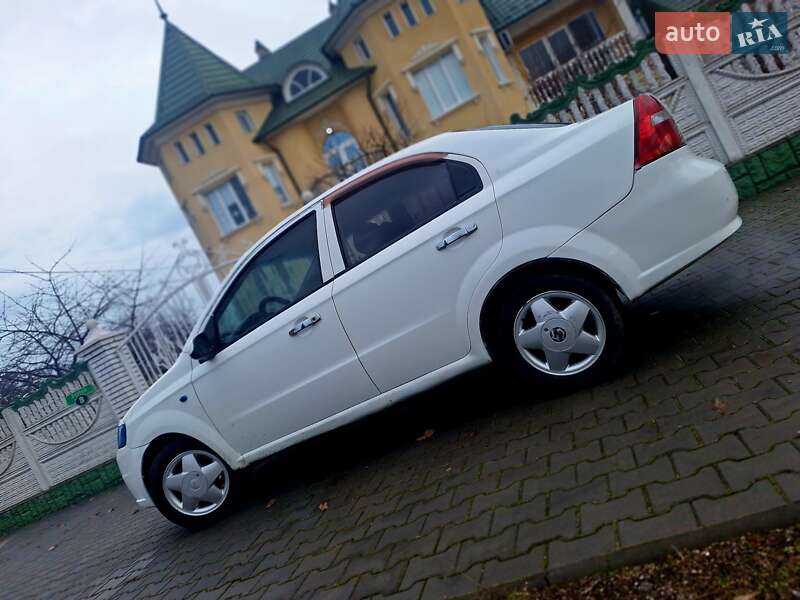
[{"xmin": 283, "ymin": 64, "xmax": 328, "ymax": 102}]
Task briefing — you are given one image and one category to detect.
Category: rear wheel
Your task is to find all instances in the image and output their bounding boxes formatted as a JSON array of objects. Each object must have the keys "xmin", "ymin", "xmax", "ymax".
[
  {"xmin": 487, "ymin": 274, "xmax": 625, "ymax": 390},
  {"xmin": 146, "ymin": 439, "xmax": 239, "ymax": 529}
]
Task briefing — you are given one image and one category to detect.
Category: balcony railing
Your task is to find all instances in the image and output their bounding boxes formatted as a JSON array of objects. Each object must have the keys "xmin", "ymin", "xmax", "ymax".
[{"xmin": 529, "ymin": 32, "xmax": 637, "ymax": 105}]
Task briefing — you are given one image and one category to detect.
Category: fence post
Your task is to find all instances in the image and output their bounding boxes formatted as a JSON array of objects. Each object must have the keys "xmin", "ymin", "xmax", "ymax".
[
  {"xmin": 671, "ymin": 54, "xmax": 745, "ymax": 163},
  {"xmin": 612, "ymin": 0, "xmax": 645, "ymax": 41},
  {"xmin": 1, "ymin": 408, "xmax": 51, "ymax": 491},
  {"xmin": 76, "ymin": 320, "xmax": 146, "ymax": 420}
]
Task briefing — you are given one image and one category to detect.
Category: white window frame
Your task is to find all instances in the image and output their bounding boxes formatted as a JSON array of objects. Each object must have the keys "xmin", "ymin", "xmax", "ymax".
[
  {"xmin": 399, "ymin": 2, "xmax": 418, "ymax": 27},
  {"xmin": 204, "ymin": 122, "xmax": 221, "ymax": 145},
  {"xmin": 174, "ymin": 141, "xmax": 190, "ymax": 164},
  {"xmin": 476, "ymin": 32, "xmax": 510, "ymax": 85},
  {"xmin": 189, "ymin": 131, "xmax": 206, "ymax": 155},
  {"xmin": 282, "ymin": 64, "xmax": 329, "ymax": 102},
  {"xmin": 383, "ymin": 11, "xmax": 400, "ymax": 38},
  {"xmin": 260, "ymin": 162, "xmax": 293, "ymax": 208},
  {"xmin": 520, "ymin": 10, "xmax": 605, "ymax": 79},
  {"xmin": 380, "ymin": 85, "xmax": 411, "ymax": 140},
  {"xmin": 353, "ymin": 35, "xmax": 371, "ymax": 63},
  {"xmin": 204, "ymin": 176, "xmax": 257, "ymax": 236},
  {"xmin": 410, "ymin": 50, "xmax": 474, "ymax": 120},
  {"xmin": 235, "ymin": 110, "xmax": 255, "ymax": 133},
  {"xmin": 418, "ymin": 0, "xmax": 435, "ymax": 17}
]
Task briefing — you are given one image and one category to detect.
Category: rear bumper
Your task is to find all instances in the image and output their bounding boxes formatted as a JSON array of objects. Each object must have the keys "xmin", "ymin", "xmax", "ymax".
[
  {"xmin": 116, "ymin": 445, "xmax": 153, "ymax": 508},
  {"xmin": 552, "ymin": 148, "xmax": 740, "ymax": 300}
]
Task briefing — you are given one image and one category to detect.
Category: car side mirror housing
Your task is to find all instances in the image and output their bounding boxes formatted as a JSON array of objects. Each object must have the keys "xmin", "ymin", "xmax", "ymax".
[{"xmin": 190, "ymin": 331, "xmax": 218, "ymax": 363}]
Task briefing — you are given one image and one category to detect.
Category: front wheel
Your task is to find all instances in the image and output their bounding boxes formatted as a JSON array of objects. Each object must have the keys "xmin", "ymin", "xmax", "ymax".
[
  {"xmin": 146, "ymin": 439, "xmax": 240, "ymax": 529},
  {"xmin": 487, "ymin": 274, "xmax": 625, "ymax": 390}
]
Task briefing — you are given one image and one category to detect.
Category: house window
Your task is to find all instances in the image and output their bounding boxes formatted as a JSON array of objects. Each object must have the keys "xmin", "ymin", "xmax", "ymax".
[
  {"xmin": 498, "ymin": 30, "xmax": 513, "ymax": 50},
  {"xmin": 283, "ymin": 64, "xmax": 328, "ymax": 102},
  {"xmin": 261, "ymin": 162, "xmax": 292, "ymax": 207},
  {"xmin": 236, "ymin": 110, "xmax": 255, "ymax": 133},
  {"xmin": 380, "ymin": 87, "xmax": 411, "ymax": 140},
  {"xmin": 478, "ymin": 33, "xmax": 510, "ymax": 84},
  {"xmin": 548, "ymin": 29, "xmax": 577, "ymax": 64},
  {"xmin": 412, "ymin": 51, "xmax": 474, "ymax": 120},
  {"xmin": 205, "ymin": 177, "xmax": 257, "ymax": 236},
  {"xmin": 519, "ymin": 39, "xmax": 555, "ymax": 79},
  {"xmin": 383, "ymin": 12, "xmax": 400, "ymax": 38},
  {"xmin": 400, "ymin": 2, "xmax": 417, "ymax": 27},
  {"xmin": 174, "ymin": 141, "xmax": 190, "ymax": 164},
  {"xmin": 518, "ymin": 12, "xmax": 605, "ymax": 80},
  {"xmin": 353, "ymin": 35, "xmax": 371, "ymax": 62},
  {"xmin": 204, "ymin": 123, "xmax": 221, "ymax": 145},
  {"xmin": 419, "ymin": 0, "xmax": 435, "ymax": 16},
  {"xmin": 189, "ymin": 132, "xmax": 205, "ymax": 155},
  {"xmin": 323, "ymin": 131, "xmax": 367, "ymax": 179},
  {"xmin": 568, "ymin": 12, "xmax": 605, "ymax": 51}
]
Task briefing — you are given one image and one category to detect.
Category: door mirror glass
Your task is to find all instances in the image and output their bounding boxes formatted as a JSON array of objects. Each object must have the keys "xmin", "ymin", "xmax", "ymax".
[
  {"xmin": 190, "ymin": 331, "xmax": 218, "ymax": 363},
  {"xmin": 190, "ymin": 316, "xmax": 220, "ymax": 363}
]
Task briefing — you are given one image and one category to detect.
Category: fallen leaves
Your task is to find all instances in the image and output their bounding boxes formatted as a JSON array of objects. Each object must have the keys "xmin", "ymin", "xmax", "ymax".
[
  {"xmin": 318, "ymin": 501, "xmax": 329, "ymax": 512},
  {"xmin": 733, "ymin": 593, "xmax": 758, "ymax": 600},
  {"xmin": 47, "ymin": 545, "xmax": 57, "ymax": 552},
  {"xmin": 265, "ymin": 498, "xmax": 276, "ymax": 510},
  {"xmin": 712, "ymin": 398, "xmax": 727, "ymax": 415},
  {"xmin": 416, "ymin": 429, "xmax": 435, "ymax": 442}
]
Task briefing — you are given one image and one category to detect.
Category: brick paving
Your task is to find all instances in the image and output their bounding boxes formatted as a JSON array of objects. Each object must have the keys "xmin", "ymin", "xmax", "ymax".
[{"xmin": 2, "ymin": 185, "xmax": 800, "ymax": 600}]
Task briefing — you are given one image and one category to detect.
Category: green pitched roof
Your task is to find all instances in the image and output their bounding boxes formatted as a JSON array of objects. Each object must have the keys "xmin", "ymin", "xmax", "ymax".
[
  {"xmin": 139, "ymin": 20, "xmax": 272, "ymax": 163},
  {"xmin": 153, "ymin": 21, "xmax": 266, "ymax": 128},
  {"xmin": 244, "ymin": 17, "xmax": 338, "ymax": 84},
  {"xmin": 479, "ymin": 0, "xmax": 552, "ymax": 31},
  {"xmin": 253, "ymin": 62, "xmax": 373, "ymax": 140}
]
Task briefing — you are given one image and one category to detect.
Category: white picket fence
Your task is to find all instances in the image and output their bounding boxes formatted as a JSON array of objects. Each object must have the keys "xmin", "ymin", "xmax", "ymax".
[{"xmin": 530, "ymin": 0, "xmax": 800, "ymax": 163}]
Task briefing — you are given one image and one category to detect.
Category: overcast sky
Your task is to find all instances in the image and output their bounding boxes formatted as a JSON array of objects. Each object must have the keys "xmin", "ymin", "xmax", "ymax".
[{"xmin": 0, "ymin": 1, "xmax": 329, "ymax": 295}]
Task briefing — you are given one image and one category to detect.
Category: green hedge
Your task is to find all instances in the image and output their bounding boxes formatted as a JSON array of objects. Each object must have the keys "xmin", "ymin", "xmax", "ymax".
[
  {"xmin": 0, "ymin": 461, "xmax": 122, "ymax": 537},
  {"xmin": 728, "ymin": 133, "xmax": 800, "ymax": 199}
]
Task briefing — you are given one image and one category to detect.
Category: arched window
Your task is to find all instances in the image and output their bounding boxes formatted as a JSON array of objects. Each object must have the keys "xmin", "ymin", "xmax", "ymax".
[
  {"xmin": 283, "ymin": 64, "xmax": 328, "ymax": 102},
  {"xmin": 323, "ymin": 131, "xmax": 366, "ymax": 179}
]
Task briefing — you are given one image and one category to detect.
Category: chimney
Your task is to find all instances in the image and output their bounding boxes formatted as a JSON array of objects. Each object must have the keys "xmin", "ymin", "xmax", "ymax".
[{"xmin": 254, "ymin": 40, "xmax": 271, "ymax": 60}]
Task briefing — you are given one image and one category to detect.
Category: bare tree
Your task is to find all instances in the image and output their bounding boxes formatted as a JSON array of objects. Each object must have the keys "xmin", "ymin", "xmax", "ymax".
[{"xmin": 0, "ymin": 250, "xmax": 153, "ymax": 406}]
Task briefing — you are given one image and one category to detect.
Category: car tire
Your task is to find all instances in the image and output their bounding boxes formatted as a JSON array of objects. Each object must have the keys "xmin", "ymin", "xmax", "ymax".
[
  {"xmin": 486, "ymin": 273, "xmax": 625, "ymax": 390},
  {"xmin": 146, "ymin": 438, "xmax": 240, "ymax": 529}
]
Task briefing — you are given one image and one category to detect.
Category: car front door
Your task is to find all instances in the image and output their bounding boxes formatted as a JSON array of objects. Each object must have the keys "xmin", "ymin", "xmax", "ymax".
[
  {"xmin": 326, "ymin": 155, "xmax": 501, "ymax": 392},
  {"xmin": 191, "ymin": 208, "xmax": 378, "ymax": 457}
]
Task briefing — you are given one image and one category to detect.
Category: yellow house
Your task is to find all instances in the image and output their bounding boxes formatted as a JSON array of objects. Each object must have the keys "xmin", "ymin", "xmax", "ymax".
[{"xmin": 138, "ymin": 0, "xmax": 645, "ymax": 264}]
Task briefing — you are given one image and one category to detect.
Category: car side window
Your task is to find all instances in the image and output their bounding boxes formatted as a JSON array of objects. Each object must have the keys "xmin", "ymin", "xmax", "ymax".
[
  {"xmin": 332, "ymin": 159, "xmax": 483, "ymax": 268},
  {"xmin": 214, "ymin": 213, "xmax": 322, "ymax": 348}
]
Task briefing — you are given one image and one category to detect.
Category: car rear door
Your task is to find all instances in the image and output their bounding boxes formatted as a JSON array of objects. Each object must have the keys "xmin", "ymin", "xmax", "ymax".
[
  {"xmin": 325, "ymin": 154, "xmax": 501, "ymax": 392},
  {"xmin": 191, "ymin": 207, "xmax": 378, "ymax": 457}
]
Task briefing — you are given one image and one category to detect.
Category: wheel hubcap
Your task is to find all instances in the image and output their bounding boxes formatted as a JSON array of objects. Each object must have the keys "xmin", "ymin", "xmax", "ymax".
[
  {"xmin": 162, "ymin": 450, "xmax": 229, "ymax": 516},
  {"xmin": 513, "ymin": 290, "xmax": 606, "ymax": 376}
]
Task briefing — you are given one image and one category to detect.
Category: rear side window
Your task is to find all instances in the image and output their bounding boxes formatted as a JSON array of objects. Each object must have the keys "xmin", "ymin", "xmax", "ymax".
[{"xmin": 332, "ymin": 160, "xmax": 483, "ymax": 269}]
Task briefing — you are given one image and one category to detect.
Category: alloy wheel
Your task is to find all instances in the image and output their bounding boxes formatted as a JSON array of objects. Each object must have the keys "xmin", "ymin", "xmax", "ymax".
[
  {"xmin": 513, "ymin": 290, "xmax": 606, "ymax": 376},
  {"xmin": 161, "ymin": 450, "xmax": 230, "ymax": 516}
]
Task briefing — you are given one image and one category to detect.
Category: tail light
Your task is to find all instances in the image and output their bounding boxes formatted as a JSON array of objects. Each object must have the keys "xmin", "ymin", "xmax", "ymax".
[{"xmin": 634, "ymin": 94, "xmax": 685, "ymax": 170}]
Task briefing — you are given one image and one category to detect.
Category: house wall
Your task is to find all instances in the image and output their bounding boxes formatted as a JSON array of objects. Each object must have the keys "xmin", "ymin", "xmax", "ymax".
[
  {"xmin": 157, "ymin": 97, "xmax": 304, "ymax": 263},
  {"xmin": 336, "ymin": 0, "xmax": 529, "ymax": 141},
  {"xmin": 263, "ymin": 80, "xmax": 387, "ymax": 194},
  {"xmin": 506, "ymin": 0, "xmax": 625, "ymax": 80}
]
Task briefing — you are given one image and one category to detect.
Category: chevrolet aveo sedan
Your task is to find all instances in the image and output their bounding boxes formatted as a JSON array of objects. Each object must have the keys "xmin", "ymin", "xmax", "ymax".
[{"xmin": 117, "ymin": 96, "xmax": 741, "ymax": 527}]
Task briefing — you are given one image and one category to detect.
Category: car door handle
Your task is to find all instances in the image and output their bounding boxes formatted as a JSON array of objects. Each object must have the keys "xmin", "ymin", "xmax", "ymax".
[
  {"xmin": 289, "ymin": 313, "xmax": 321, "ymax": 336},
  {"xmin": 436, "ymin": 223, "xmax": 478, "ymax": 251}
]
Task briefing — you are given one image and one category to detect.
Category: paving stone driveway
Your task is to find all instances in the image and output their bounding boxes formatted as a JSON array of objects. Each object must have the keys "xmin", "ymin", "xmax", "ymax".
[{"xmin": 2, "ymin": 187, "xmax": 800, "ymax": 600}]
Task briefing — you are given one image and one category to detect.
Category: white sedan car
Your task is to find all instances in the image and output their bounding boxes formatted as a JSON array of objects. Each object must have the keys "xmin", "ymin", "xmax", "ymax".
[{"xmin": 117, "ymin": 95, "xmax": 740, "ymax": 527}]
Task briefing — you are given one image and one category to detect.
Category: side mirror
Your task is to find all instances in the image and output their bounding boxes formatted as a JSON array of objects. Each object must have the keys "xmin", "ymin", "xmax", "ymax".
[{"xmin": 190, "ymin": 331, "xmax": 218, "ymax": 363}]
